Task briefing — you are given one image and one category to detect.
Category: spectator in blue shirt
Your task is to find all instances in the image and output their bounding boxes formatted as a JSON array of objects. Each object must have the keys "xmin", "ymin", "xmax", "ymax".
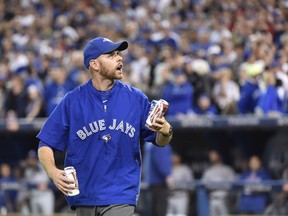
[
  {"xmin": 237, "ymin": 155, "xmax": 272, "ymax": 214},
  {"xmin": 193, "ymin": 93, "xmax": 218, "ymax": 116},
  {"xmin": 0, "ymin": 163, "xmax": 18, "ymax": 213},
  {"xmin": 256, "ymin": 72, "xmax": 287, "ymax": 115},
  {"xmin": 238, "ymin": 63, "xmax": 263, "ymax": 114},
  {"xmin": 143, "ymin": 141, "xmax": 173, "ymax": 216},
  {"xmin": 44, "ymin": 67, "xmax": 76, "ymax": 116},
  {"xmin": 155, "ymin": 20, "xmax": 179, "ymax": 51},
  {"xmin": 162, "ymin": 69, "xmax": 194, "ymax": 116}
]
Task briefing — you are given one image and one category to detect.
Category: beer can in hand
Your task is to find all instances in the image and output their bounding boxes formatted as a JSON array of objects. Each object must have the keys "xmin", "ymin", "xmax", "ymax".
[
  {"xmin": 64, "ymin": 166, "xmax": 80, "ymax": 196},
  {"xmin": 146, "ymin": 99, "xmax": 169, "ymax": 127}
]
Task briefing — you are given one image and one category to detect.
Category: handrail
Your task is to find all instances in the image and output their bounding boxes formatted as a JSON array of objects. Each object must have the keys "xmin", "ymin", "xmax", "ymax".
[
  {"xmin": 1, "ymin": 115, "xmax": 288, "ymax": 133},
  {"xmin": 2, "ymin": 179, "xmax": 286, "ymax": 191},
  {"xmin": 1, "ymin": 180, "xmax": 287, "ymax": 216},
  {"xmin": 140, "ymin": 179, "xmax": 288, "ymax": 190}
]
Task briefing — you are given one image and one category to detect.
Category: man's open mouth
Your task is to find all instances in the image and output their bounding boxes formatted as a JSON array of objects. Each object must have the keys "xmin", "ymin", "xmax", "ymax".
[{"xmin": 116, "ymin": 64, "xmax": 123, "ymax": 72}]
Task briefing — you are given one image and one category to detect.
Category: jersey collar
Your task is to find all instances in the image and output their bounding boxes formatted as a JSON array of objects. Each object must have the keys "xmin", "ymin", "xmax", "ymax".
[{"xmin": 87, "ymin": 79, "xmax": 119, "ymax": 98}]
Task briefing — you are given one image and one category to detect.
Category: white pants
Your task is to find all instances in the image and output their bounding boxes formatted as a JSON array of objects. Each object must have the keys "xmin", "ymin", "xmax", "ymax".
[
  {"xmin": 209, "ymin": 197, "xmax": 228, "ymax": 216},
  {"xmin": 30, "ymin": 190, "xmax": 55, "ymax": 216},
  {"xmin": 166, "ymin": 192, "xmax": 189, "ymax": 216}
]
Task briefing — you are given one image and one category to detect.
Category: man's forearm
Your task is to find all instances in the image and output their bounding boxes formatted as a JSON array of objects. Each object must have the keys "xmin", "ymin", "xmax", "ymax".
[
  {"xmin": 38, "ymin": 146, "xmax": 74, "ymax": 195},
  {"xmin": 156, "ymin": 128, "xmax": 173, "ymax": 146},
  {"xmin": 38, "ymin": 146, "xmax": 58, "ymax": 179}
]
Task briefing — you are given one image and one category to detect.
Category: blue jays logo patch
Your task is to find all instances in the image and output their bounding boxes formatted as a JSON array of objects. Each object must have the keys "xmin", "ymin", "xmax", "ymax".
[{"xmin": 101, "ymin": 134, "xmax": 111, "ymax": 143}]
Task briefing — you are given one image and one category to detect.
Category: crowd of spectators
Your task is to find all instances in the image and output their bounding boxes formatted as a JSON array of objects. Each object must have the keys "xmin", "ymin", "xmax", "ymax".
[
  {"xmin": 1, "ymin": 0, "xmax": 288, "ymax": 215},
  {"xmin": 0, "ymin": 151, "xmax": 55, "ymax": 215},
  {"xmin": 0, "ymin": 0, "xmax": 288, "ymax": 123}
]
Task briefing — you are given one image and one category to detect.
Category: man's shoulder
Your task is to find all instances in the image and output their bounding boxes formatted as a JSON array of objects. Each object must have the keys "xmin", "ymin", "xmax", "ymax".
[
  {"xmin": 118, "ymin": 81, "xmax": 140, "ymax": 92},
  {"xmin": 117, "ymin": 81, "xmax": 146, "ymax": 97},
  {"xmin": 66, "ymin": 82, "xmax": 88, "ymax": 97},
  {"xmin": 59, "ymin": 82, "xmax": 89, "ymax": 107}
]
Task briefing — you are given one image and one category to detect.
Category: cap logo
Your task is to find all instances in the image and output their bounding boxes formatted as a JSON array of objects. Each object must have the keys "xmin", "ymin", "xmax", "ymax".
[{"xmin": 103, "ymin": 38, "xmax": 113, "ymax": 43}]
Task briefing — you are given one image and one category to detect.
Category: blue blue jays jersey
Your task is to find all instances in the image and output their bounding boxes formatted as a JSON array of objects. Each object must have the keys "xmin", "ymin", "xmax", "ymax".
[{"xmin": 37, "ymin": 79, "xmax": 156, "ymax": 208}]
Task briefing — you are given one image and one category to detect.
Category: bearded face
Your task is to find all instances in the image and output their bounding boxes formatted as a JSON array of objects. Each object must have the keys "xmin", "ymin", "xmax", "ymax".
[{"xmin": 94, "ymin": 51, "xmax": 124, "ymax": 81}]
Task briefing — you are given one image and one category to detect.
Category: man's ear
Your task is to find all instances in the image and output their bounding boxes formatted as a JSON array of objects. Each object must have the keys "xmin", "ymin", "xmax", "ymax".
[{"xmin": 89, "ymin": 59, "xmax": 99, "ymax": 70}]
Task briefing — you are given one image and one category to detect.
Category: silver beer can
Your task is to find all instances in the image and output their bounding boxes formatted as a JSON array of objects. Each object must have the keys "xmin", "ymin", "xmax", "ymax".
[
  {"xmin": 64, "ymin": 166, "xmax": 80, "ymax": 196},
  {"xmin": 146, "ymin": 99, "xmax": 169, "ymax": 127}
]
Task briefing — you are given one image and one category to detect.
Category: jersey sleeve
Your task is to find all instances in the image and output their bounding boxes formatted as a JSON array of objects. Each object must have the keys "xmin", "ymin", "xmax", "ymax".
[
  {"xmin": 139, "ymin": 93, "xmax": 157, "ymax": 142},
  {"xmin": 151, "ymin": 144, "xmax": 172, "ymax": 177},
  {"xmin": 36, "ymin": 93, "xmax": 71, "ymax": 151}
]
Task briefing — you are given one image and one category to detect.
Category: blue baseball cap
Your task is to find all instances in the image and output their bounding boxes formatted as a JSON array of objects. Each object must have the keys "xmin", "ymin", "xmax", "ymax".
[{"xmin": 83, "ymin": 37, "xmax": 128, "ymax": 69}]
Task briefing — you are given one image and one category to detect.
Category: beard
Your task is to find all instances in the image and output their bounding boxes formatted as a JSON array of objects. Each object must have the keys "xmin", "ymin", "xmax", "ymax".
[{"xmin": 98, "ymin": 61, "xmax": 123, "ymax": 80}]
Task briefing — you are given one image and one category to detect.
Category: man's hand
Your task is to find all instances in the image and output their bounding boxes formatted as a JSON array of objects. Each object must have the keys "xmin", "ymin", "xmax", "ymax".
[
  {"xmin": 38, "ymin": 146, "xmax": 76, "ymax": 196},
  {"xmin": 49, "ymin": 167, "xmax": 76, "ymax": 196},
  {"xmin": 146, "ymin": 116, "xmax": 171, "ymax": 135},
  {"xmin": 147, "ymin": 116, "xmax": 173, "ymax": 146}
]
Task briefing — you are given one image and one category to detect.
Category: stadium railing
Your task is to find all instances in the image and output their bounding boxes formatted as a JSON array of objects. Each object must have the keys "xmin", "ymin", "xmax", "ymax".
[
  {"xmin": 0, "ymin": 177, "xmax": 287, "ymax": 215},
  {"xmin": 1, "ymin": 115, "xmax": 288, "ymax": 133},
  {"xmin": 139, "ymin": 179, "xmax": 287, "ymax": 216}
]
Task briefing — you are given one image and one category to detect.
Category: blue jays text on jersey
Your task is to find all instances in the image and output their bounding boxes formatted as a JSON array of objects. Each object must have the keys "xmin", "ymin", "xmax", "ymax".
[
  {"xmin": 76, "ymin": 118, "xmax": 136, "ymax": 140},
  {"xmin": 37, "ymin": 79, "xmax": 157, "ymax": 209}
]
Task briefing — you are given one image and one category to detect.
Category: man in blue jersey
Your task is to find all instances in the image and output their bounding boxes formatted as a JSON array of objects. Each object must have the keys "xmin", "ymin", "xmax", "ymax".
[{"xmin": 36, "ymin": 37, "xmax": 173, "ymax": 216}]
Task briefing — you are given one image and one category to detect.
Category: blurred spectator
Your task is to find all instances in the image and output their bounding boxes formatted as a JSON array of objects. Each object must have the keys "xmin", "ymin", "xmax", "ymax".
[
  {"xmin": 255, "ymin": 71, "xmax": 287, "ymax": 116},
  {"xmin": 269, "ymin": 60, "xmax": 288, "ymax": 97},
  {"xmin": 44, "ymin": 67, "xmax": 76, "ymax": 116},
  {"xmin": 22, "ymin": 150, "xmax": 55, "ymax": 215},
  {"xmin": 192, "ymin": 93, "xmax": 218, "ymax": 116},
  {"xmin": 13, "ymin": 162, "xmax": 30, "ymax": 214},
  {"xmin": 129, "ymin": 42, "xmax": 151, "ymax": 92},
  {"xmin": 277, "ymin": 51, "xmax": 288, "ymax": 74},
  {"xmin": 0, "ymin": 163, "xmax": 18, "ymax": 214},
  {"xmin": 237, "ymin": 63, "xmax": 263, "ymax": 114},
  {"xmin": 222, "ymin": 41, "xmax": 237, "ymax": 68},
  {"xmin": 212, "ymin": 68, "xmax": 240, "ymax": 115},
  {"xmin": 5, "ymin": 110, "xmax": 19, "ymax": 132},
  {"xmin": 282, "ymin": 167, "xmax": 288, "ymax": 192},
  {"xmin": 202, "ymin": 150, "xmax": 237, "ymax": 216},
  {"xmin": 25, "ymin": 84, "xmax": 44, "ymax": 122},
  {"xmin": 185, "ymin": 58, "xmax": 211, "ymax": 104},
  {"xmin": 264, "ymin": 164, "xmax": 288, "ymax": 216},
  {"xmin": 209, "ymin": 18, "xmax": 232, "ymax": 44},
  {"xmin": 231, "ymin": 42, "xmax": 245, "ymax": 80},
  {"xmin": 162, "ymin": 69, "xmax": 194, "ymax": 117},
  {"xmin": 167, "ymin": 152, "xmax": 194, "ymax": 216},
  {"xmin": 0, "ymin": 75, "xmax": 7, "ymax": 119},
  {"xmin": 264, "ymin": 192, "xmax": 288, "ymax": 216},
  {"xmin": 263, "ymin": 165, "xmax": 288, "ymax": 215},
  {"xmin": 4, "ymin": 75, "xmax": 28, "ymax": 118},
  {"xmin": 143, "ymin": 141, "xmax": 173, "ymax": 216},
  {"xmin": 9, "ymin": 48, "xmax": 29, "ymax": 75},
  {"xmin": 66, "ymin": 51, "xmax": 86, "ymax": 86},
  {"xmin": 191, "ymin": 30, "xmax": 213, "ymax": 59},
  {"xmin": 263, "ymin": 130, "xmax": 288, "ymax": 179},
  {"xmin": 237, "ymin": 155, "xmax": 272, "ymax": 214},
  {"xmin": 150, "ymin": 50, "xmax": 172, "ymax": 98},
  {"xmin": 78, "ymin": 69, "xmax": 91, "ymax": 86},
  {"xmin": 208, "ymin": 54, "xmax": 230, "ymax": 80},
  {"xmin": 155, "ymin": 20, "xmax": 180, "ymax": 51},
  {"xmin": 25, "ymin": 62, "xmax": 44, "ymax": 94}
]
